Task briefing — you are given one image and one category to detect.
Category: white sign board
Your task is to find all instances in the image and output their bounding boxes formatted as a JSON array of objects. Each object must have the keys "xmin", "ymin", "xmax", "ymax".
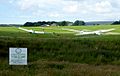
[{"xmin": 9, "ymin": 48, "xmax": 27, "ymax": 65}]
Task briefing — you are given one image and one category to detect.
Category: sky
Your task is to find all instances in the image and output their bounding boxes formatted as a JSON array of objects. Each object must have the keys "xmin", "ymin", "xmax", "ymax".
[{"xmin": 0, "ymin": 0, "xmax": 120, "ymax": 24}]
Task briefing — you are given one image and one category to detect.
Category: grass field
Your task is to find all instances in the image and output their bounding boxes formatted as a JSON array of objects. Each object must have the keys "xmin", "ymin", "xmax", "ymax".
[
  {"xmin": 24, "ymin": 25, "xmax": 120, "ymax": 32},
  {"xmin": 0, "ymin": 25, "xmax": 120, "ymax": 76},
  {"xmin": 0, "ymin": 25, "xmax": 120, "ymax": 38}
]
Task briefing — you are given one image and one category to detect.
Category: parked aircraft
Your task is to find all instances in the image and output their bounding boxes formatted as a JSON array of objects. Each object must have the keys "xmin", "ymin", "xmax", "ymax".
[
  {"xmin": 62, "ymin": 28, "xmax": 115, "ymax": 35},
  {"xmin": 18, "ymin": 27, "xmax": 45, "ymax": 34}
]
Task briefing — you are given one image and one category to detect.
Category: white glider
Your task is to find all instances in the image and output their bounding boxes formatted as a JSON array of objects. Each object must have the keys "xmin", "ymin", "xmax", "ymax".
[
  {"xmin": 62, "ymin": 28, "xmax": 115, "ymax": 35},
  {"xmin": 18, "ymin": 27, "xmax": 45, "ymax": 34}
]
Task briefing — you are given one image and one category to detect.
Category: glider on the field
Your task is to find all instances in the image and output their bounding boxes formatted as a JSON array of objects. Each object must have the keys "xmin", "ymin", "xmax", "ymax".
[
  {"xmin": 62, "ymin": 28, "xmax": 115, "ymax": 35},
  {"xmin": 18, "ymin": 27, "xmax": 45, "ymax": 34}
]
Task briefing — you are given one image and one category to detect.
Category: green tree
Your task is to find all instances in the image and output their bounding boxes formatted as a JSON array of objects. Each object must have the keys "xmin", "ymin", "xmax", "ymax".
[
  {"xmin": 112, "ymin": 20, "xmax": 120, "ymax": 25},
  {"xmin": 58, "ymin": 21, "xmax": 68, "ymax": 26},
  {"xmin": 24, "ymin": 22, "xmax": 34, "ymax": 26},
  {"xmin": 73, "ymin": 20, "xmax": 85, "ymax": 26}
]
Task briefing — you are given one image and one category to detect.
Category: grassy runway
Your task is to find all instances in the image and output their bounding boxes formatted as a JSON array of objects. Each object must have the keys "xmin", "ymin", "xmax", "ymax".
[{"xmin": 0, "ymin": 25, "xmax": 120, "ymax": 76}]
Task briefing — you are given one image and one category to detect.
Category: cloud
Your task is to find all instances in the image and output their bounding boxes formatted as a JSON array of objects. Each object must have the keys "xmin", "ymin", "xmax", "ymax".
[
  {"xmin": 48, "ymin": 12, "xmax": 61, "ymax": 18},
  {"xmin": 13, "ymin": 0, "xmax": 117, "ymax": 14},
  {"xmin": 9, "ymin": 0, "xmax": 16, "ymax": 3},
  {"xmin": 92, "ymin": 1, "xmax": 112, "ymax": 13},
  {"xmin": 63, "ymin": 5, "xmax": 78, "ymax": 13},
  {"xmin": 16, "ymin": 0, "xmax": 61, "ymax": 10},
  {"xmin": 8, "ymin": 0, "xmax": 120, "ymax": 21}
]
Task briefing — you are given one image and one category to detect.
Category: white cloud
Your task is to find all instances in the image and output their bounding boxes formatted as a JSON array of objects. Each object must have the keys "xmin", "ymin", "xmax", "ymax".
[
  {"xmin": 48, "ymin": 12, "xmax": 61, "ymax": 18},
  {"xmin": 8, "ymin": 0, "xmax": 120, "ymax": 21},
  {"xmin": 63, "ymin": 5, "xmax": 78, "ymax": 13},
  {"xmin": 17, "ymin": 0, "xmax": 37, "ymax": 10},
  {"xmin": 16, "ymin": 0, "xmax": 61, "ymax": 10},
  {"xmin": 93, "ymin": 1, "xmax": 112, "ymax": 13},
  {"xmin": 9, "ymin": 0, "xmax": 14, "ymax": 3}
]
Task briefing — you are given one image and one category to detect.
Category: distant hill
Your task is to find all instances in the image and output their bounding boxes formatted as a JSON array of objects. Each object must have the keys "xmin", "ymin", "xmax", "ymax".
[
  {"xmin": 85, "ymin": 21, "xmax": 114, "ymax": 25},
  {"xmin": 0, "ymin": 24, "xmax": 22, "ymax": 27}
]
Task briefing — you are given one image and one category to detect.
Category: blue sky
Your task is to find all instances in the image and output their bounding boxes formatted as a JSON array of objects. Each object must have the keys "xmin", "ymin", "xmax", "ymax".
[{"xmin": 0, "ymin": 0, "xmax": 120, "ymax": 24}]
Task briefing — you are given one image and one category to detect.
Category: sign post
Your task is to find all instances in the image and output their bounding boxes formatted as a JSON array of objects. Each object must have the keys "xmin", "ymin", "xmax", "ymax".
[{"xmin": 9, "ymin": 48, "xmax": 27, "ymax": 65}]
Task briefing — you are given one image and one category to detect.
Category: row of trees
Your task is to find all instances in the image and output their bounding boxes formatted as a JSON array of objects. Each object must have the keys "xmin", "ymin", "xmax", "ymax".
[
  {"xmin": 112, "ymin": 20, "xmax": 120, "ymax": 25},
  {"xmin": 23, "ymin": 20, "xmax": 85, "ymax": 26}
]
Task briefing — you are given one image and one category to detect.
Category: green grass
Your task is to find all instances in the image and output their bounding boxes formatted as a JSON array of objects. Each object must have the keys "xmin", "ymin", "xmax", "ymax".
[
  {"xmin": 0, "ymin": 25, "xmax": 120, "ymax": 76},
  {"xmin": 63, "ymin": 25, "xmax": 120, "ymax": 32},
  {"xmin": 23, "ymin": 25, "xmax": 120, "ymax": 32},
  {"xmin": 0, "ymin": 25, "xmax": 120, "ymax": 38}
]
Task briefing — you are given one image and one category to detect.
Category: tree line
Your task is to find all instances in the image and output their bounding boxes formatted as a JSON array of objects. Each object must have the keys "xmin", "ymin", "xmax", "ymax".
[
  {"xmin": 23, "ymin": 20, "xmax": 120, "ymax": 26},
  {"xmin": 23, "ymin": 20, "xmax": 85, "ymax": 26},
  {"xmin": 112, "ymin": 20, "xmax": 120, "ymax": 25}
]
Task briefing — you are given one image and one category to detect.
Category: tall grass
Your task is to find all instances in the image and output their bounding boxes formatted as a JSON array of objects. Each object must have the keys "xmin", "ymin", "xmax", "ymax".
[
  {"xmin": 0, "ymin": 36, "xmax": 120, "ymax": 65},
  {"xmin": 0, "ymin": 26, "xmax": 120, "ymax": 76}
]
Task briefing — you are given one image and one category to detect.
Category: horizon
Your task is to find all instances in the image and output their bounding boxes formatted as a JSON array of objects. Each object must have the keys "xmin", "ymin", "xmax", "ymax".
[
  {"xmin": 0, "ymin": 20, "xmax": 115, "ymax": 25},
  {"xmin": 0, "ymin": 0, "xmax": 120, "ymax": 24}
]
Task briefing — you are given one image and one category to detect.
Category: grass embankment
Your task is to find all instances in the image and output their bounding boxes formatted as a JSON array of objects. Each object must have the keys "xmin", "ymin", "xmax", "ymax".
[{"xmin": 0, "ymin": 36, "xmax": 120, "ymax": 76}]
